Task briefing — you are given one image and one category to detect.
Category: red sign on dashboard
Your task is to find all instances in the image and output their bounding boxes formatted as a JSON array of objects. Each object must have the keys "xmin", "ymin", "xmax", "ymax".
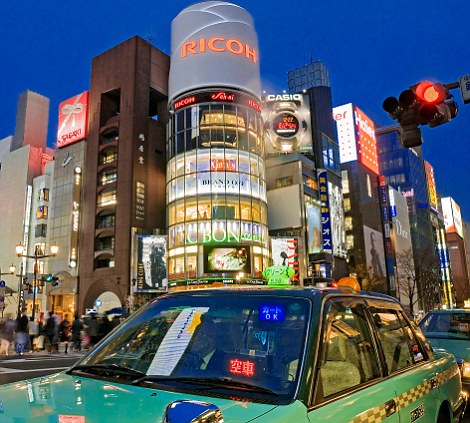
[{"xmin": 57, "ymin": 92, "xmax": 89, "ymax": 148}]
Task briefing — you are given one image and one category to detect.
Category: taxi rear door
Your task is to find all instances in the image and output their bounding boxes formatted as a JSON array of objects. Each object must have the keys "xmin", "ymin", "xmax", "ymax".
[
  {"xmin": 368, "ymin": 300, "xmax": 441, "ymax": 423},
  {"xmin": 308, "ymin": 297, "xmax": 400, "ymax": 422}
]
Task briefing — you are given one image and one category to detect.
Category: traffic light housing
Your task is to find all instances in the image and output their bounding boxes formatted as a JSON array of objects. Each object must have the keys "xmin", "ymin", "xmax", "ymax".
[
  {"xmin": 383, "ymin": 81, "xmax": 458, "ymax": 148},
  {"xmin": 43, "ymin": 274, "xmax": 60, "ymax": 286}
]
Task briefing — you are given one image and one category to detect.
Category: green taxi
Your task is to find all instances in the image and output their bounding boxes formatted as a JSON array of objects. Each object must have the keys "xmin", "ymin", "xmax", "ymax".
[
  {"xmin": 419, "ymin": 309, "xmax": 470, "ymax": 394},
  {"xmin": 0, "ymin": 286, "xmax": 465, "ymax": 422}
]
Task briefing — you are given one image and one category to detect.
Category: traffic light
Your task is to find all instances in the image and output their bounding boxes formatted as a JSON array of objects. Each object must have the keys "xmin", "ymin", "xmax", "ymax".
[
  {"xmin": 43, "ymin": 274, "xmax": 60, "ymax": 286},
  {"xmin": 383, "ymin": 81, "xmax": 459, "ymax": 148}
]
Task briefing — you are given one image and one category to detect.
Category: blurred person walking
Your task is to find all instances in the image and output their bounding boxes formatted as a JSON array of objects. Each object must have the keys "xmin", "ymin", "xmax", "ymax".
[
  {"xmin": 45, "ymin": 311, "xmax": 59, "ymax": 353},
  {"xmin": 60, "ymin": 314, "xmax": 71, "ymax": 353},
  {"xmin": 71, "ymin": 313, "xmax": 84, "ymax": 352},
  {"xmin": 28, "ymin": 317, "xmax": 39, "ymax": 352}
]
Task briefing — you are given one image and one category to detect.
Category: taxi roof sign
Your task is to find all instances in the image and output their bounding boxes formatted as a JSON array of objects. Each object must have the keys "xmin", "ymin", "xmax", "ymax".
[{"xmin": 262, "ymin": 265, "xmax": 294, "ymax": 287}]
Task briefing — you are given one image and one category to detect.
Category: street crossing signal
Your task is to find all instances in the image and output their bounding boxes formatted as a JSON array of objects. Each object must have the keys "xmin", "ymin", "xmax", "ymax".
[
  {"xmin": 43, "ymin": 274, "xmax": 60, "ymax": 286},
  {"xmin": 383, "ymin": 81, "xmax": 459, "ymax": 148}
]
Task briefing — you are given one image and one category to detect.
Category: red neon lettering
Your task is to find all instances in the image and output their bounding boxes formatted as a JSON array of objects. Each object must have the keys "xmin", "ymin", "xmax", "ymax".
[
  {"xmin": 226, "ymin": 39, "xmax": 244, "ymax": 55},
  {"xmin": 208, "ymin": 37, "xmax": 224, "ymax": 52},
  {"xmin": 182, "ymin": 41, "xmax": 197, "ymax": 58},
  {"xmin": 174, "ymin": 96, "xmax": 196, "ymax": 110},
  {"xmin": 245, "ymin": 44, "xmax": 257, "ymax": 64},
  {"xmin": 181, "ymin": 37, "xmax": 257, "ymax": 64},
  {"xmin": 248, "ymin": 100, "xmax": 261, "ymax": 112}
]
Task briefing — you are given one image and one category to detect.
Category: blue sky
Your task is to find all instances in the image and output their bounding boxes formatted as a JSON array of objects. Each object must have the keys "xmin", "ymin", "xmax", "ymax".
[{"xmin": 1, "ymin": 0, "xmax": 469, "ymax": 219}]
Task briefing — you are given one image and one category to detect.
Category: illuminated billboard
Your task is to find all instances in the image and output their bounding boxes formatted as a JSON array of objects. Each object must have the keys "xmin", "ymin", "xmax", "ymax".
[
  {"xmin": 333, "ymin": 103, "xmax": 379, "ymax": 174},
  {"xmin": 442, "ymin": 197, "xmax": 464, "ymax": 239},
  {"xmin": 333, "ymin": 103, "xmax": 357, "ymax": 163},
  {"xmin": 306, "ymin": 203, "xmax": 322, "ymax": 254},
  {"xmin": 424, "ymin": 161, "xmax": 439, "ymax": 212},
  {"xmin": 136, "ymin": 235, "xmax": 168, "ymax": 292},
  {"xmin": 169, "ymin": 2, "xmax": 260, "ymax": 102},
  {"xmin": 328, "ymin": 182, "xmax": 347, "ymax": 258},
  {"xmin": 57, "ymin": 91, "xmax": 89, "ymax": 148},
  {"xmin": 363, "ymin": 226, "xmax": 386, "ymax": 279},
  {"xmin": 262, "ymin": 94, "xmax": 312, "ymax": 155},
  {"xmin": 270, "ymin": 237, "xmax": 299, "ymax": 284},
  {"xmin": 204, "ymin": 245, "xmax": 251, "ymax": 273}
]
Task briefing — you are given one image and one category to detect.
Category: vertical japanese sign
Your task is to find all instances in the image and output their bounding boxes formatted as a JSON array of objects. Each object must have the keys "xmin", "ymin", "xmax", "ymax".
[
  {"xmin": 69, "ymin": 167, "xmax": 82, "ymax": 268},
  {"xmin": 317, "ymin": 169, "xmax": 332, "ymax": 253}
]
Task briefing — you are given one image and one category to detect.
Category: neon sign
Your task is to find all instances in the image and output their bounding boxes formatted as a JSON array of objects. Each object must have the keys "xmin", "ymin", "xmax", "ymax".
[
  {"xmin": 172, "ymin": 91, "xmax": 261, "ymax": 113},
  {"xmin": 182, "ymin": 37, "xmax": 257, "ymax": 64}
]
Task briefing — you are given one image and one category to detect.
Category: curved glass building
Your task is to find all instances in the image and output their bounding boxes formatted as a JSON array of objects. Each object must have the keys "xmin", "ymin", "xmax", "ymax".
[{"xmin": 166, "ymin": 2, "xmax": 269, "ymax": 287}]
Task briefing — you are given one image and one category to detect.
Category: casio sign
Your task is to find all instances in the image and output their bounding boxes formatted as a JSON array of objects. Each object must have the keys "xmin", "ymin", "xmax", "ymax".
[{"xmin": 265, "ymin": 94, "xmax": 303, "ymax": 102}]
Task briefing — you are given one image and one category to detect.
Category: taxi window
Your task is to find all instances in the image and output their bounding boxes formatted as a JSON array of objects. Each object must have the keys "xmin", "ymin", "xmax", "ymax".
[
  {"xmin": 371, "ymin": 308, "xmax": 425, "ymax": 374},
  {"xmin": 316, "ymin": 298, "xmax": 381, "ymax": 402}
]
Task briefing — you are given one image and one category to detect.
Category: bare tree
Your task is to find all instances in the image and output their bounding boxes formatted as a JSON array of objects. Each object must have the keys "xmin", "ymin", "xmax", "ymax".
[{"xmin": 396, "ymin": 246, "xmax": 441, "ymax": 315}]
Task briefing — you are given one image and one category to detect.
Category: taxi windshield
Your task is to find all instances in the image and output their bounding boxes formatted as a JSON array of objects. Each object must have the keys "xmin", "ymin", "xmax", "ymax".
[
  {"xmin": 419, "ymin": 312, "xmax": 470, "ymax": 340},
  {"xmin": 73, "ymin": 293, "xmax": 310, "ymax": 402}
]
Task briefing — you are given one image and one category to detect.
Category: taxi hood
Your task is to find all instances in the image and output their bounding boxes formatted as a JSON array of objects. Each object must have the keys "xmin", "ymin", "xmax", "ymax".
[{"xmin": 0, "ymin": 373, "xmax": 281, "ymax": 422}]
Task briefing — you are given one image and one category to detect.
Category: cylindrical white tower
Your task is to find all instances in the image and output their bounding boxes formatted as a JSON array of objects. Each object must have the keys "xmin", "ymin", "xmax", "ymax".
[{"xmin": 166, "ymin": 2, "xmax": 269, "ymax": 289}]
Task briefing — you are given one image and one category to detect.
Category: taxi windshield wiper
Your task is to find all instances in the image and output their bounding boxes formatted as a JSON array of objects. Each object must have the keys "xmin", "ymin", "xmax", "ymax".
[
  {"xmin": 68, "ymin": 363, "xmax": 146, "ymax": 378},
  {"xmin": 133, "ymin": 375, "xmax": 279, "ymax": 395}
]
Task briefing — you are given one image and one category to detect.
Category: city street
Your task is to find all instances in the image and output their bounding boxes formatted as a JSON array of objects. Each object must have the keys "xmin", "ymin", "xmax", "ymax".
[{"xmin": 0, "ymin": 350, "xmax": 85, "ymax": 385}]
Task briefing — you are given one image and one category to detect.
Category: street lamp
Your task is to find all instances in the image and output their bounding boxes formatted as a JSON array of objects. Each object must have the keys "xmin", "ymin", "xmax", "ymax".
[{"xmin": 16, "ymin": 242, "xmax": 59, "ymax": 320}]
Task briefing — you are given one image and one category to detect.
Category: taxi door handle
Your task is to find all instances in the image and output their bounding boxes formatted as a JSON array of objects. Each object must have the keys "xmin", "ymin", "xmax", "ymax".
[
  {"xmin": 384, "ymin": 399, "xmax": 397, "ymax": 417},
  {"xmin": 430, "ymin": 378, "xmax": 438, "ymax": 389}
]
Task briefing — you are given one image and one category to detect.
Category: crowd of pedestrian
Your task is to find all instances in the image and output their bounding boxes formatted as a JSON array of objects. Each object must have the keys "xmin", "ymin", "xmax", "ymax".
[{"xmin": 0, "ymin": 312, "xmax": 122, "ymax": 356}]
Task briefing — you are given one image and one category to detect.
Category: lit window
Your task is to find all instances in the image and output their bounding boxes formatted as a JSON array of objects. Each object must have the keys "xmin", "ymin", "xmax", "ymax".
[
  {"xmin": 37, "ymin": 205, "xmax": 48, "ymax": 219},
  {"xmin": 343, "ymin": 198, "xmax": 351, "ymax": 212}
]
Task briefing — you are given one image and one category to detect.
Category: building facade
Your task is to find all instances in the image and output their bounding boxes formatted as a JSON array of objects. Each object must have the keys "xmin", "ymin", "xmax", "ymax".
[
  {"xmin": 78, "ymin": 37, "xmax": 170, "ymax": 313},
  {"xmin": 166, "ymin": 2, "xmax": 269, "ymax": 289}
]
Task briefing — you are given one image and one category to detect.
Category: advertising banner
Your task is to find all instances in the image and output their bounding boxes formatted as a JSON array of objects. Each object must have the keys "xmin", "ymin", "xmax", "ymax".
[
  {"xmin": 136, "ymin": 235, "xmax": 168, "ymax": 292},
  {"xmin": 333, "ymin": 103, "xmax": 357, "ymax": 163},
  {"xmin": 169, "ymin": 2, "xmax": 260, "ymax": 102},
  {"xmin": 353, "ymin": 105, "xmax": 379, "ymax": 175},
  {"xmin": 270, "ymin": 237, "xmax": 300, "ymax": 284},
  {"xmin": 262, "ymin": 94, "xmax": 312, "ymax": 155},
  {"xmin": 442, "ymin": 197, "xmax": 464, "ymax": 239},
  {"xmin": 363, "ymin": 226, "xmax": 386, "ymax": 279},
  {"xmin": 333, "ymin": 103, "xmax": 379, "ymax": 174},
  {"xmin": 306, "ymin": 204, "xmax": 322, "ymax": 254},
  {"xmin": 57, "ymin": 92, "xmax": 89, "ymax": 148},
  {"xmin": 424, "ymin": 161, "xmax": 439, "ymax": 212},
  {"xmin": 328, "ymin": 181, "xmax": 347, "ymax": 258}
]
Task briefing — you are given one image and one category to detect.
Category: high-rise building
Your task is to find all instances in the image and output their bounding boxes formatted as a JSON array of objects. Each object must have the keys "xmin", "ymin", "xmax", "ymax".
[
  {"xmin": 165, "ymin": 2, "xmax": 269, "ymax": 288},
  {"xmin": 78, "ymin": 37, "xmax": 170, "ymax": 313},
  {"xmin": 441, "ymin": 197, "xmax": 468, "ymax": 306},
  {"xmin": 285, "ymin": 62, "xmax": 346, "ymax": 281},
  {"xmin": 376, "ymin": 125, "xmax": 447, "ymax": 311},
  {"xmin": 333, "ymin": 103, "xmax": 387, "ymax": 293},
  {"xmin": 0, "ymin": 90, "xmax": 55, "ymax": 318}
]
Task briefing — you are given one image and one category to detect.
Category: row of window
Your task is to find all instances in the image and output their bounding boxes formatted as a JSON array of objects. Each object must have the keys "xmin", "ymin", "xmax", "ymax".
[
  {"xmin": 167, "ymin": 104, "xmax": 264, "ymax": 159},
  {"xmin": 168, "ymin": 197, "xmax": 267, "ymax": 225}
]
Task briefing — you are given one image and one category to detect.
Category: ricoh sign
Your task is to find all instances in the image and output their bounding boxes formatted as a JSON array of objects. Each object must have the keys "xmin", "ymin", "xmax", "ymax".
[{"xmin": 169, "ymin": 2, "xmax": 261, "ymax": 103}]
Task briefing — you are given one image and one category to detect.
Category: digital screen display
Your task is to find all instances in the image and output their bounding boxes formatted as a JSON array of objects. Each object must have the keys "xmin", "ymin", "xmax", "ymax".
[
  {"xmin": 273, "ymin": 112, "xmax": 299, "ymax": 138},
  {"xmin": 204, "ymin": 245, "xmax": 251, "ymax": 273},
  {"xmin": 259, "ymin": 305, "xmax": 285, "ymax": 322},
  {"xmin": 229, "ymin": 358, "xmax": 255, "ymax": 377}
]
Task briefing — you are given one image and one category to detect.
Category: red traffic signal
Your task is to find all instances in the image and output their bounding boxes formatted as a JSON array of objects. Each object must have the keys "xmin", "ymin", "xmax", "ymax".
[{"xmin": 414, "ymin": 81, "xmax": 448, "ymax": 104}]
